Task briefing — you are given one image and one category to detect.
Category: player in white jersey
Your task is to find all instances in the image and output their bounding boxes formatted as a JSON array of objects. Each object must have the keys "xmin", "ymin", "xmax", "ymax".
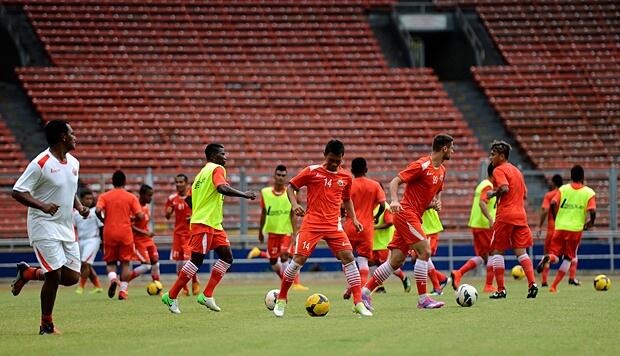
[
  {"xmin": 73, "ymin": 189, "xmax": 103, "ymax": 295},
  {"xmin": 11, "ymin": 120, "xmax": 89, "ymax": 335}
]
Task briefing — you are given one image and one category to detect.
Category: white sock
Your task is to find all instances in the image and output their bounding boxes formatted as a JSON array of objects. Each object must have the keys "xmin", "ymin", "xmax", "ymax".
[
  {"xmin": 107, "ymin": 271, "xmax": 117, "ymax": 282},
  {"xmin": 120, "ymin": 281, "xmax": 128, "ymax": 292}
]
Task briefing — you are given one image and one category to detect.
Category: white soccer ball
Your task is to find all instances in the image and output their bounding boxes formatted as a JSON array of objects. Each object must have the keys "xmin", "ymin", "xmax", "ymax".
[
  {"xmin": 455, "ymin": 284, "xmax": 478, "ymax": 307},
  {"xmin": 264, "ymin": 289, "xmax": 280, "ymax": 310}
]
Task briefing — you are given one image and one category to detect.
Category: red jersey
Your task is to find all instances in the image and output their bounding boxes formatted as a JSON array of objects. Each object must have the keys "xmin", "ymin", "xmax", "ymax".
[
  {"xmin": 165, "ymin": 192, "xmax": 191, "ymax": 240},
  {"xmin": 96, "ymin": 188, "xmax": 142, "ymax": 243},
  {"xmin": 398, "ymin": 156, "xmax": 446, "ymax": 221},
  {"xmin": 492, "ymin": 162, "xmax": 528, "ymax": 226},
  {"xmin": 133, "ymin": 204, "xmax": 151, "ymax": 242},
  {"xmin": 541, "ymin": 189, "xmax": 558, "ymax": 231},
  {"xmin": 347, "ymin": 176, "xmax": 385, "ymax": 227},
  {"xmin": 289, "ymin": 164, "xmax": 352, "ymax": 232}
]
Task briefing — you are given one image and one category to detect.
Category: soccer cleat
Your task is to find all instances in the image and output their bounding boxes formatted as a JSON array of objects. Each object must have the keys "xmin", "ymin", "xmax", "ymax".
[
  {"xmin": 353, "ymin": 302, "xmax": 373, "ymax": 317},
  {"xmin": 430, "ymin": 289, "xmax": 443, "ymax": 296},
  {"xmin": 39, "ymin": 323, "xmax": 62, "ymax": 336},
  {"xmin": 536, "ymin": 256, "xmax": 550, "ymax": 273},
  {"xmin": 439, "ymin": 276, "xmax": 451, "ymax": 292},
  {"xmin": 11, "ymin": 262, "xmax": 31, "ymax": 296},
  {"xmin": 118, "ymin": 290, "xmax": 128, "ymax": 300},
  {"xmin": 90, "ymin": 287, "xmax": 103, "ymax": 294},
  {"xmin": 162, "ymin": 292, "xmax": 181, "ymax": 314},
  {"xmin": 75, "ymin": 287, "xmax": 84, "ymax": 295},
  {"xmin": 197, "ymin": 294, "xmax": 221, "ymax": 312},
  {"xmin": 489, "ymin": 290, "xmax": 507, "ymax": 299},
  {"xmin": 450, "ymin": 270, "xmax": 462, "ymax": 290},
  {"xmin": 292, "ymin": 283, "xmax": 309, "ymax": 291},
  {"xmin": 402, "ymin": 276, "xmax": 412, "ymax": 293},
  {"xmin": 527, "ymin": 284, "xmax": 538, "ymax": 299},
  {"xmin": 541, "ymin": 282, "xmax": 549, "ymax": 287},
  {"xmin": 568, "ymin": 278, "xmax": 581, "ymax": 286},
  {"xmin": 342, "ymin": 287, "xmax": 352, "ymax": 300},
  {"xmin": 361, "ymin": 292, "xmax": 374, "ymax": 311},
  {"xmin": 375, "ymin": 286, "xmax": 386, "ymax": 294},
  {"xmin": 247, "ymin": 247, "xmax": 261, "ymax": 259},
  {"xmin": 417, "ymin": 296, "xmax": 445, "ymax": 309},
  {"xmin": 549, "ymin": 286, "xmax": 558, "ymax": 293},
  {"xmin": 483, "ymin": 285, "xmax": 497, "ymax": 293},
  {"xmin": 107, "ymin": 280, "xmax": 118, "ymax": 299},
  {"xmin": 273, "ymin": 299, "xmax": 287, "ymax": 317},
  {"xmin": 192, "ymin": 281, "xmax": 201, "ymax": 296}
]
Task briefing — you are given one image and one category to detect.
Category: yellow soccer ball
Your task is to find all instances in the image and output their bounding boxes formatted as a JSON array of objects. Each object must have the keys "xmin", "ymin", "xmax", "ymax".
[
  {"xmin": 512, "ymin": 265, "xmax": 525, "ymax": 280},
  {"xmin": 594, "ymin": 274, "xmax": 611, "ymax": 291},
  {"xmin": 305, "ymin": 293, "xmax": 330, "ymax": 317},
  {"xmin": 146, "ymin": 280, "xmax": 163, "ymax": 296}
]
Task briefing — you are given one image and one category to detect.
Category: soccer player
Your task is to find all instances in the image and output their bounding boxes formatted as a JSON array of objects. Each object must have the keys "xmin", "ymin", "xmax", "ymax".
[
  {"xmin": 273, "ymin": 140, "xmax": 373, "ymax": 317},
  {"xmin": 127, "ymin": 184, "xmax": 161, "ymax": 284},
  {"xmin": 162, "ymin": 143, "xmax": 256, "ymax": 314},
  {"xmin": 362, "ymin": 134, "xmax": 454, "ymax": 310},
  {"xmin": 165, "ymin": 173, "xmax": 199, "ymax": 296},
  {"xmin": 342, "ymin": 157, "xmax": 385, "ymax": 298},
  {"xmin": 11, "ymin": 120, "xmax": 89, "ymax": 335},
  {"xmin": 95, "ymin": 170, "xmax": 144, "ymax": 300},
  {"xmin": 451, "ymin": 163, "xmax": 497, "ymax": 293},
  {"xmin": 420, "ymin": 208, "xmax": 450, "ymax": 295},
  {"xmin": 247, "ymin": 165, "xmax": 307, "ymax": 291},
  {"xmin": 537, "ymin": 165, "xmax": 595, "ymax": 292},
  {"xmin": 537, "ymin": 174, "xmax": 563, "ymax": 286},
  {"xmin": 73, "ymin": 189, "xmax": 103, "ymax": 295},
  {"xmin": 486, "ymin": 141, "xmax": 538, "ymax": 299}
]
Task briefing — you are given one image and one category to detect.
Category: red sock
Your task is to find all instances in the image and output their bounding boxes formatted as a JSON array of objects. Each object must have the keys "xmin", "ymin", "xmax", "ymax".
[
  {"xmin": 542, "ymin": 264, "xmax": 550, "ymax": 284},
  {"xmin": 429, "ymin": 269, "xmax": 440, "ymax": 290},
  {"xmin": 365, "ymin": 275, "xmax": 380, "ymax": 292},
  {"xmin": 169, "ymin": 262, "xmax": 198, "ymax": 299},
  {"xmin": 414, "ymin": 260, "xmax": 428, "ymax": 295},
  {"xmin": 343, "ymin": 261, "xmax": 362, "ymax": 305},
  {"xmin": 551, "ymin": 270, "xmax": 566, "ymax": 289},
  {"xmin": 459, "ymin": 258, "xmax": 479, "ymax": 275},
  {"xmin": 435, "ymin": 269, "xmax": 447, "ymax": 282},
  {"xmin": 41, "ymin": 314, "xmax": 53, "ymax": 326},
  {"xmin": 203, "ymin": 260, "xmax": 230, "ymax": 297},
  {"xmin": 485, "ymin": 265, "xmax": 494, "ymax": 286},
  {"xmin": 260, "ymin": 251, "xmax": 269, "ymax": 258},
  {"xmin": 518, "ymin": 254, "xmax": 536, "ymax": 287},
  {"xmin": 24, "ymin": 267, "xmax": 44, "ymax": 281},
  {"xmin": 493, "ymin": 256, "xmax": 506, "ymax": 291},
  {"xmin": 277, "ymin": 262, "xmax": 300, "ymax": 301},
  {"xmin": 569, "ymin": 259, "xmax": 578, "ymax": 280},
  {"xmin": 359, "ymin": 268, "xmax": 369, "ymax": 285},
  {"xmin": 393, "ymin": 269, "xmax": 406, "ymax": 281},
  {"xmin": 79, "ymin": 277, "xmax": 87, "ymax": 288},
  {"xmin": 91, "ymin": 275, "xmax": 102, "ymax": 288},
  {"xmin": 293, "ymin": 273, "xmax": 301, "ymax": 284}
]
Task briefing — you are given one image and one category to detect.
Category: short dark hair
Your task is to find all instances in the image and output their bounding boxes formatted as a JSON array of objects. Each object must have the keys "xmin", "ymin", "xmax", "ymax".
[
  {"xmin": 432, "ymin": 134, "xmax": 454, "ymax": 152},
  {"xmin": 45, "ymin": 120, "xmax": 70, "ymax": 146},
  {"xmin": 204, "ymin": 143, "xmax": 224, "ymax": 160},
  {"xmin": 351, "ymin": 157, "xmax": 367, "ymax": 176},
  {"xmin": 551, "ymin": 174, "xmax": 563, "ymax": 188},
  {"xmin": 570, "ymin": 165, "xmax": 584, "ymax": 183},
  {"xmin": 490, "ymin": 140, "xmax": 511, "ymax": 159},
  {"xmin": 139, "ymin": 184, "xmax": 153, "ymax": 195},
  {"xmin": 112, "ymin": 170, "xmax": 126, "ymax": 187},
  {"xmin": 275, "ymin": 165, "xmax": 287, "ymax": 172},
  {"xmin": 175, "ymin": 174, "xmax": 188, "ymax": 182},
  {"xmin": 324, "ymin": 139, "xmax": 345, "ymax": 156},
  {"xmin": 79, "ymin": 188, "xmax": 93, "ymax": 198},
  {"xmin": 487, "ymin": 162, "xmax": 495, "ymax": 178}
]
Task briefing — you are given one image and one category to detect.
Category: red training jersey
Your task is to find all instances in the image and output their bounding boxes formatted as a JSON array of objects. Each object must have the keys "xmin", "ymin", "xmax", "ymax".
[
  {"xmin": 492, "ymin": 162, "xmax": 528, "ymax": 226},
  {"xmin": 165, "ymin": 192, "xmax": 191, "ymax": 240},
  {"xmin": 289, "ymin": 164, "xmax": 352, "ymax": 232},
  {"xmin": 398, "ymin": 156, "xmax": 446, "ymax": 221},
  {"xmin": 133, "ymin": 204, "xmax": 151, "ymax": 242},
  {"xmin": 347, "ymin": 176, "xmax": 385, "ymax": 227},
  {"xmin": 96, "ymin": 188, "xmax": 142, "ymax": 243}
]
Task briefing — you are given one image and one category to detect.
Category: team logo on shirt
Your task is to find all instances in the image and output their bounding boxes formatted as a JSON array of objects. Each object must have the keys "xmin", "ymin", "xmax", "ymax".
[
  {"xmin": 72, "ymin": 168, "xmax": 78, "ymax": 176},
  {"xmin": 50, "ymin": 168, "xmax": 60, "ymax": 174},
  {"xmin": 337, "ymin": 180, "xmax": 344, "ymax": 187}
]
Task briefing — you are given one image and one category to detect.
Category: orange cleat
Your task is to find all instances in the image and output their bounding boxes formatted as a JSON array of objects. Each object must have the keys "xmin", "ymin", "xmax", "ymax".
[
  {"xmin": 549, "ymin": 286, "xmax": 558, "ymax": 293},
  {"xmin": 118, "ymin": 290, "xmax": 128, "ymax": 300},
  {"xmin": 450, "ymin": 270, "xmax": 462, "ymax": 290}
]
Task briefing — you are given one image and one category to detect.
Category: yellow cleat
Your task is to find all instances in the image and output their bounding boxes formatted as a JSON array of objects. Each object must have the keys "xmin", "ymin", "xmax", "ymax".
[
  {"xmin": 89, "ymin": 287, "xmax": 103, "ymax": 294},
  {"xmin": 292, "ymin": 283, "xmax": 309, "ymax": 291},
  {"xmin": 75, "ymin": 287, "xmax": 84, "ymax": 295},
  {"xmin": 247, "ymin": 247, "xmax": 262, "ymax": 259}
]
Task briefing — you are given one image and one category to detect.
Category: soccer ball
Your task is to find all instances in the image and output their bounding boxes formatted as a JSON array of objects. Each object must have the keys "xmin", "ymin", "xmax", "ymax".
[
  {"xmin": 264, "ymin": 289, "xmax": 279, "ymax": 310},
  {"xmin": 455, "ymin": 284, "xmax": 478, "ymax": 307},
  {"xmin": 146, "ymin": 280, "xmax": 163, "ymax": 296},
  {"xmin": 305, "ymin": 293, "xmax": 330, "ymax": 317},
  {"xmin": 594, "ymin": 274, "xmax": 611, "ymax": 291},
  {"xmin": 512, "ymin": 265, "xmax": 525, "ymax": 280}
]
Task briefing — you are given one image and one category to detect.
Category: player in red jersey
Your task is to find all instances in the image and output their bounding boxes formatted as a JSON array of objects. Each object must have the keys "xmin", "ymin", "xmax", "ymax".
[
  {"xmin": 165, "ymin": 174, "xmax": 200, "ymax": 295},
  {"xmin": 342, "ymin": 157, "xmax": 385, "ymax": 299},
  {"xmin": 362, "ymin": 134, "xmax": 454, "ymax": 310},
  {"xmin": 273, "ymin": 140, "xmax": 372, "ymax": 317},
  {"xmin": 127, "ymin": 184, "xmax": 161, "ymax": 286},
  {"xmin": 536, "ymin": 174, "xmax": 563, "ymax": 286},
  {"xmin": 486, "ymin": 141, "xmax": 538, "ymax": 299}
]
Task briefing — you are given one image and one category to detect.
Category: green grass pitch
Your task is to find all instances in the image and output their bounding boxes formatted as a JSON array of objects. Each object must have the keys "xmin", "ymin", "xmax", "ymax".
[{"xmin": 1, "ymin": 274, "xmax": 618, "ymax": 355}]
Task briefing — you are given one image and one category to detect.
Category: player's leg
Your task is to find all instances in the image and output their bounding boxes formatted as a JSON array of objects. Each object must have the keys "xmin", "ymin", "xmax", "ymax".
[
  {"xmin": 128, "ymin": 243, "xmax": 152, "ymax": 282},
  {"xmin": 364, "ymin": 237, "xmax": 408, "ymax": 295},
  {"xmin": 568, "ymin": 234, "xmax": 581, "ymax": 285},
  {"xmin": 452, "ymin": 229, "xmax": 486, "ymax": 290},
  {"xmin": 117, "ymin": 241, "xmax": 136, "ymax": 300},
  {"xmin": 335, "ymin": 248, "xmax": 372, "ymax": 317},
  {"xmin": 84, "ymin": 238, "xmax": 102, "ymax": 292},
  {"xmin": 11, "ymin": 259, "xmax": 45, "ymax": 297},
  {"xmin": 149, "ymin": 245, "xmax": 160, "ymax": 282},
  {"xmin": 541, "ymin": 231, "xmax": 553, "ymax": 286},
  {"xmin": 198, "ymin": 244, "xmax": 233, "ymax": 312},
  {"xmin": 551, "ymin": 233, "xmax": 580, "ymax": 292},
  {"xmin": 511, "ymin": 225, "xmax": 537, "ymax": 298},
  {"xmin": 87, "ymin": 263, "xmax": 102, "ymax": 293},
  {"xmin": 489, "ymin": 222, "xmax": 512, "ymax": 298},
  {"xmin": 76, "ymin": 239, "xmax": 88, "ymax": 294},
  {"xmin": 104, "ymin": 242, "xmax": 121, "ymax": 298},
  {"xmin": 410, "ymin": 239, "xmax": 444, "ymax": 309},
  {"xmin": 267, "ymin": 234, "xmax": 283, "ymax": 279}
]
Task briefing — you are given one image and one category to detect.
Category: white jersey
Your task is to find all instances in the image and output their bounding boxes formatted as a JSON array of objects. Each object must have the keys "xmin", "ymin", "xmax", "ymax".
[
  {"xmin": 73, "ymin": 207, "xmax": 102, "ymax": 240},
  {"xmin": 13, "ymin": 148, "xmax": 80, "ymax": 243}
]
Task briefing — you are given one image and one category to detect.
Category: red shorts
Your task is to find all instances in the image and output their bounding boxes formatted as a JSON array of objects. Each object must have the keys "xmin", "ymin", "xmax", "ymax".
[
  {"xmin": 372, "ymin": 249, "xmax": 389, "ymax": 264},
  {"xmin": 345, "ymin": 224, "xmax": 374, "ymax": 258},
  {"xmin": 472, "ymin": 228, "xmax": 493, "ymax": 256},
  {"xmin": 490, "ymin": 221, "xmax": 532, "ymax": 251},
  {"xmin": 548, "ymin": 230, "xmax": 582, "ymax": 260},
  {"xmin": 388, "ymin": 213, "xmax": 427, "ymax": 255},
  {"xmin": 171, "ymin": 232, "xmax": 191, "ymax": 261},
  {"xmin": 428, "ymin": 233, "xmax": 439, "ymax": 255},
  {"xmin": 104, "ymin": 240, "xmax": 135, "ymax": 263},
  {"xmin": 267, "ymin": 233, "xmax": 292, "ymax": 258},
  {"xmin": 543, "ymin": 229, "xmax": 554, "ymax": 254},
  {"xmin": 293, "ymin": 230, "xmax": 352, "ymax": 257},
  {"xmin": 188, "ymin": 224, "xmax": 230, "ymax": 255},
  {"xmin": 134, "ymin": 238, "xmax": 159, "ymax": 264}
]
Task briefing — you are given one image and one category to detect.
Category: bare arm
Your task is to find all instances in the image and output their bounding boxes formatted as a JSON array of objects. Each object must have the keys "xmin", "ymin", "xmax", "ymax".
[
  {"xmin": 488, "ymin": 185, "xmax": 509, "ymax": 199},
  {"xmin": 342, "ymin": 199, "xmax": 363, "ymax": 232},
  {"xmin": 258, "ymin": 207, "xmax": 266, "ymax": 243},
  {"xmin": 373, "ymin": 203, "xmax": 385, "ymax": 223},
  {"xmin": 95, "ymin": 207, "xmax": 105, "ymax": 223},
  {"xmin": 584, "ymin": 209, "xmax": 596, "ymax": 230},
  {"xmin": 165, "ymin": 205, "xmax": 173, "ymax": 220},
  {"xmin": 12, "ymin": 190, "xmax": 58, "ymax": 215},
  {"xmin": 217, "ymin": 184, "xmax": 256, "ymax": 200},
  {"xmin": 479, "ymin": 200, "xmax": 494, "ymax": 226},
  {"xmin": 290, "ymin": 209, "xmax": 298, "ymax": 237},
  {"xmin": 74, "ymin": 195, "xmax": 89, "ymax": 217},
  {"xmin": 550, "ymin": 201, "xmax": 558, "ymax": 220},
  {"xmin": 389, "ymin": 176, "xmax": 404, "ymax": 213},
  {"xmin": 288, "ymin": 184, "xmax": 305, "ymax": 216}
]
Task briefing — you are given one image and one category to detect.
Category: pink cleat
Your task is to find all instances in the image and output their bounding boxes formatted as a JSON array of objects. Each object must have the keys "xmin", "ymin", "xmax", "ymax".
[
  {"xmin": 417, "ymin": 296, "xmax": 445, "ymax": 309},
  {"xmin": 361, "ymin": 293, "xmax": 374, "ymax": 311}
]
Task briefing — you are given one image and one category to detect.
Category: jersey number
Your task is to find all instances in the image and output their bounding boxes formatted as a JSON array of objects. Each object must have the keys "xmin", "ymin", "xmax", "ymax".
[
  {"xmin": 324, "ymin": 178, "xmax": 332, "ymax": 187},
  {"xmin": 302, "ymin": 241, "xmax": 311, "ymax": 250}
]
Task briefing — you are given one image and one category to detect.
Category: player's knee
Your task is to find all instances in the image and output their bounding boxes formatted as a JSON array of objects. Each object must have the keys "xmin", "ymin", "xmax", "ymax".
[
  {"xmin": 43, "ymin": 269, "xmax": 61, "ymax": 283},
  {"xmin": 269, "ymin": 258, "xmax": 278, "ymax": 265},
  {"xmin": 293, "ymin": 255, "xmax": 308, "ymax": 265},
  {"xmin": 338, "ymin": 251, "xmax": 355, "ymax": 264}
]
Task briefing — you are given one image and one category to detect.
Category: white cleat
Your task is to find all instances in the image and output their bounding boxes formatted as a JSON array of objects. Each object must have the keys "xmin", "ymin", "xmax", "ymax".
[
  {"xmin": 273, "ymin": 299, "xmax": 287, "ymax": 318},
  {"xmin": 162, "ymin": 292, "xmax": 181, "ymax": 314},
  {"xmin": 197, "ymin": 294, "xmax": 221, "ymax": 312},
  {"xmin": 353, "ymin": 302, "xmax": 373, "ymax": 317}
]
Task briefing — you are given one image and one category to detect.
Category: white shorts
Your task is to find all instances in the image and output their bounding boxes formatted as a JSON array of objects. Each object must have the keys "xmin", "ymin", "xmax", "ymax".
[
  {"xmin": 32, "ymin": 239, "xmax": 81, "ymax": 273},
  {"xmin": 79, "ymin": 238, "xmax": 100, "ymax": 264}
]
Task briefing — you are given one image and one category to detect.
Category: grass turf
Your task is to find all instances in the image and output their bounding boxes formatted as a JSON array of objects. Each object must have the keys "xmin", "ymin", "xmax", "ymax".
[{"xmin": 0, "ymin": 274, "xmax": 618, "ymax": 355}]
